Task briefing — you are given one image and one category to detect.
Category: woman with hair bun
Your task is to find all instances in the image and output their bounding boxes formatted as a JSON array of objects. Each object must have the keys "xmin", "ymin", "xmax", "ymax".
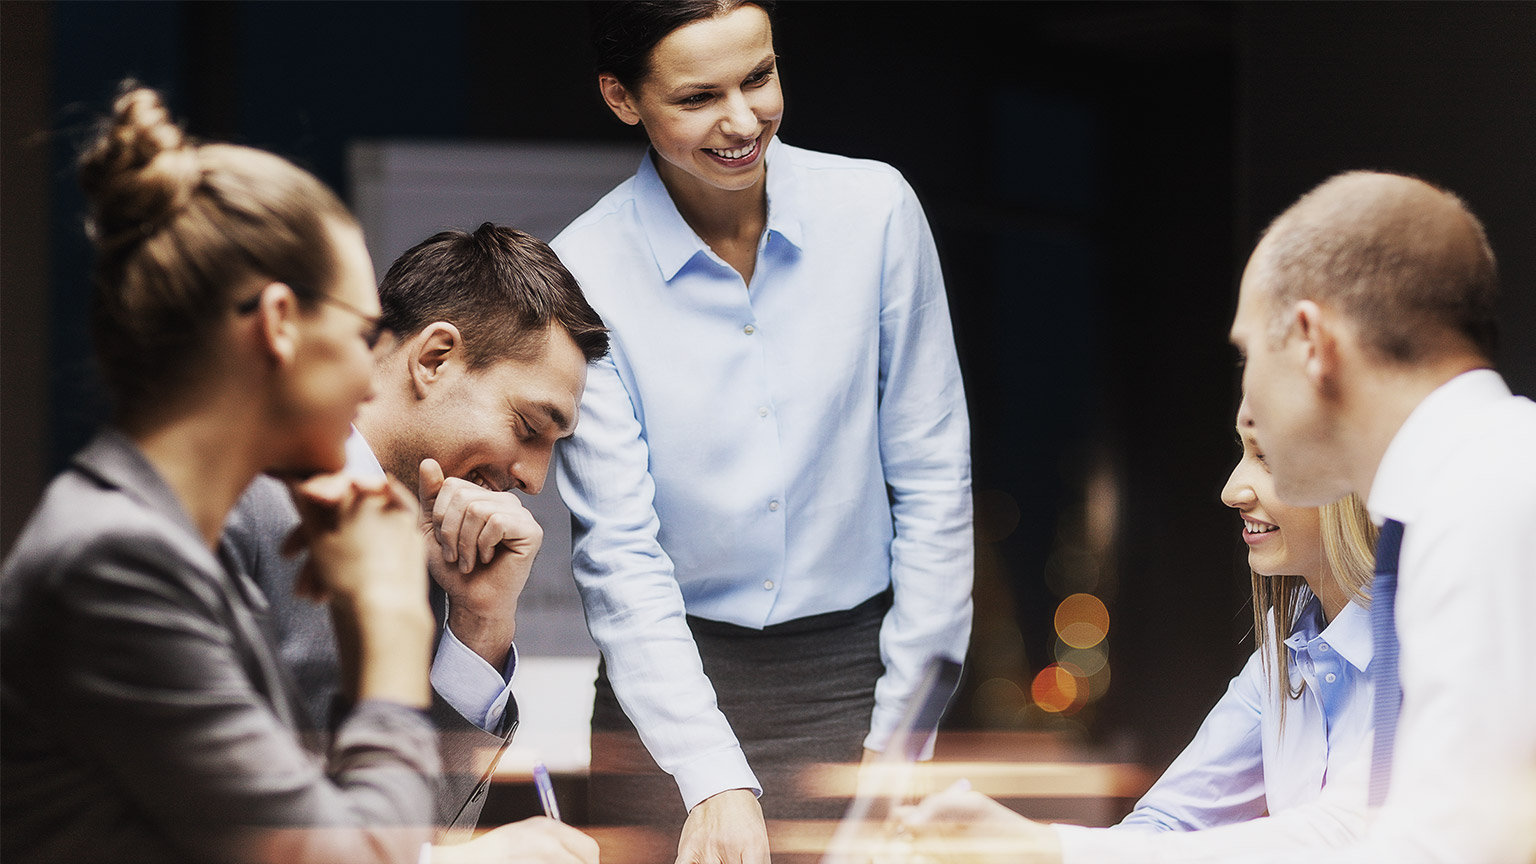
[
  {"xmin": 1, "ymin": 84, "xmax": 439, "ymax": 864},
  {"xmin": 551, "ymin": 2, "xmax": 973, "ymax": 861}
]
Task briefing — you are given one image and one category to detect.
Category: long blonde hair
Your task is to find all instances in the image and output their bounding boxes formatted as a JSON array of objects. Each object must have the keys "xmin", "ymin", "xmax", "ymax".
[{"xmin": 1251, "ymin": 493, "xmax": 1377, "ymax": 727}]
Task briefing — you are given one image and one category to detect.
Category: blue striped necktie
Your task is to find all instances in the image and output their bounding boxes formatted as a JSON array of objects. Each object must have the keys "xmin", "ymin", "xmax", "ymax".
[{"xmin": 1367, "ymin": 518, "xmax": 1406, "ymax": 806}]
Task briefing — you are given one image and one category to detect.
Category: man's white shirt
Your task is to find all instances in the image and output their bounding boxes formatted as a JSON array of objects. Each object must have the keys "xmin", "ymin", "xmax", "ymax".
[{"xmin": 1056, "ymin": 371, "xmax": 1536, "ymax": 863}]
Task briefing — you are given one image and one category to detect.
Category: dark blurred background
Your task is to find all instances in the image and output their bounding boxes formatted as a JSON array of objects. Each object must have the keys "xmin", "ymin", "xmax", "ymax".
[{"xmin": 4, "ymin": 0, "xmax": 1534, "ymax": 791}]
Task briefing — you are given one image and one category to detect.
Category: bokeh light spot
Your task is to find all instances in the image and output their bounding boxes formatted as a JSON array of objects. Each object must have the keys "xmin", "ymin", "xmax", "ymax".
[
  {"xmin": 972, "ymin": 676, "xmax": 1029, "ymax": 726},
  {"xmin": 1085, "ymin": 658, "xmax": 1112, "ymax": 701},
  {"xmin": 1031, "ymin": 663, "xmax": 1079, "ymax": 713},
  {"xmin": 1054, "ymin": 593, "xmax": 1110, "ymax": 648},
  {"xmin": 1044, "ymin": 547, "xmax": 1101, "ymax": 596},
  {"xmin": 975, "ymin": 489, "xmax": 1022, "ymax": 543},
  {"xmin": 1055, "ymin": 641, "xmax": 1108, "ymax": 677},
  {"xmin": 1057, "ymin": 661, "xmax": 1091, "ymax": 712}
]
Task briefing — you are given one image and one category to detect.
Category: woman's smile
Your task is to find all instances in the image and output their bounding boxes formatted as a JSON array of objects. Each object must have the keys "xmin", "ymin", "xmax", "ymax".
[
  {"xmin": 1241, "ymin": 515, "xmax": 1280, "ymax": 546},
  {"xmin": 704, "ymin": 133, "xmax": 763, "ymax": 166}
]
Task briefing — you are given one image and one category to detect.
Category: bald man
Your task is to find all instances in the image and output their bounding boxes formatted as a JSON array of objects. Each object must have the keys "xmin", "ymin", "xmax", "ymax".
[
  {"xmin": 1223, "ymin": 171, "xmax": 1536, "ymax": 862},
  {"xmin": 896, "ymin": 172, "xmax": 1536, "ymax": 863}
]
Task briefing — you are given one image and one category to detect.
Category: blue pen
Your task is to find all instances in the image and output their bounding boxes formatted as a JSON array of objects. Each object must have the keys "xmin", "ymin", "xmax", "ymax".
[{"xmin": 533, "ymin": 761, "xmax": 562, "ymax": 822}]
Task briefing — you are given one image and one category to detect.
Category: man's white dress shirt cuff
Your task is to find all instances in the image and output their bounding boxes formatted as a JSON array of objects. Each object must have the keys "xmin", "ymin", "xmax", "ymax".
[
  {"xmin": 430, "ymin": 628, "xmax": 516, "ymax": 732},
  {"xmin": 674, "ymin": 743, "xmax": 762, "ymax": 812}
]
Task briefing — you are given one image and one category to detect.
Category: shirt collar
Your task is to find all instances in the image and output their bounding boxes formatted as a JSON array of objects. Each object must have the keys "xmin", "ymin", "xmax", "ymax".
[
  {"xmin": 1319, "ymin": 600, "xmax": 1373, "ymax": 672},
  {"xmin": 633, "ymin": 150, "xmax": 705, "ymax": 281},
  {"xmin": 761, "ymin": 137, "xmax": 804, "ymax": 251},
  {"xmin": 1367, "ymin": 368, "xmax": 1510, "ymax": 526},
  {"xmin": 1284, "ymin": 596, "xmax": 1373, "ymax": 672},
  {"xmin": 344, "ymin": 426, "xmax": 386, "ymax": 479},
  {"xmin": 632, "ymin": 136, "xmax": 802, "ymax": 282},
  {"xmin": 1283, "ymin": 596, "xmax": 1326, "ymax": 650}
]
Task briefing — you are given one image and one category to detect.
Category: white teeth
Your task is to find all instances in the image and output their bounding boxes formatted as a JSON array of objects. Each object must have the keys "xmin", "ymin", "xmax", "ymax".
[
  {"xmin": 1244, "ymin": 519, "xmax": 1277, "ymax": 534},
  {"xmin": 709, "ymin": 138, "xmax": 758, "ymax": 160}
]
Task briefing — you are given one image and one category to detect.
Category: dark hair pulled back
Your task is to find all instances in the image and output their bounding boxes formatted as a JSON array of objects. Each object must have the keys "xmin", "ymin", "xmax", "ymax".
[
  {"xmin": 77, "ymin": 82, "xmax": 354, "ymax": 423},
  {"xmin": 589, "ymin": 0, "xmax": 775, "ymax": 89}
]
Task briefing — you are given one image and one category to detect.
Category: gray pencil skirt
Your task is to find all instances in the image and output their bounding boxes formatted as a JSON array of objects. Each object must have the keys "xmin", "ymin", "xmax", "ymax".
[{"xmin": 589, "ymin": 589, "xmax": 890, "ymax": 853}]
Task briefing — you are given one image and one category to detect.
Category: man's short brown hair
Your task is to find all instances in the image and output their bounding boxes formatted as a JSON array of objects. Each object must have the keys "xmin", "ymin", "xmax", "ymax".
[{"xmin": 378, "ymin": 222, "xmax": 608, "ymax": 366}]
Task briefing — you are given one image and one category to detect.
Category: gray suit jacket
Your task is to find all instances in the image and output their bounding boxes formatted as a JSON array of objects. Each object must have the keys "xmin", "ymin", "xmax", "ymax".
[
  {"xmin": 227, "ymin": 475, "xmax": 515, "ymax": 837},
  {"xmin": 0, "ymin": 430, "xmax": 439, "ymax": 864}
]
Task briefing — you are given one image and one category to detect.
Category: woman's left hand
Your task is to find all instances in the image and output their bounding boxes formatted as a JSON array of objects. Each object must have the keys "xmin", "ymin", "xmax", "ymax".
[{"xmin": 676, "ymin": 788, "xmax": 770, "ymax": 864}]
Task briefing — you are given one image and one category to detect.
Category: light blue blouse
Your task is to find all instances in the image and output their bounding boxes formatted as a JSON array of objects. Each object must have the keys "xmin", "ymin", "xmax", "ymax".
[
  {"xmin": 550, "ymin": 139, "xmax": 973, "ymax": 809},
  {"xmin": 1114, "ymin": 597, "xmax": 1374, "ymax": 831}
]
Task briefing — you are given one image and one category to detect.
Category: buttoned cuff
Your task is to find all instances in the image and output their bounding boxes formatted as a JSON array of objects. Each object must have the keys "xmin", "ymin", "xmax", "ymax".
[
  {"xmin": 430, "ymin": 628, "xmax": 517, "ymax": 733},
  {"xmin": 673, "ymin": 743, "xmax": 762, "ymax": 812}
]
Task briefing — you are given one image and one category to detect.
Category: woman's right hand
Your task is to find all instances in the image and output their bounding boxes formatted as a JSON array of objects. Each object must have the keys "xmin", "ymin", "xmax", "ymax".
[
  {"xmin": 893, "ymin": 783, "xmax": 1064, "ymax": 864},
  {"xmin": 288, "ymin": 472, "xmax": 434, "ymax": 708}
]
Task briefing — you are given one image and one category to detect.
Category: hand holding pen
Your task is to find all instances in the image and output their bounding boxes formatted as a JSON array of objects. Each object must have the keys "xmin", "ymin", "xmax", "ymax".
[{"xmin": 430, "ymin": 763, "xmax": 595, "ymax": 863}]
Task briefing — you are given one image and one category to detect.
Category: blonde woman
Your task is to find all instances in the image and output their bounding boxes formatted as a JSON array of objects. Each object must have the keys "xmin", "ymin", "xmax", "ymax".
[
  {"xmin": 901, "ymin": 400, "xmax": 1380, "ymax": 862},
  {"xmin": 1101, "ymin": 398, "xmax": 1378, "ymax": 833}
]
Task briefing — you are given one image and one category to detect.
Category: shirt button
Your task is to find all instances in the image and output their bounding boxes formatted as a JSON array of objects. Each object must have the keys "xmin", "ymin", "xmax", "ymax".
[
  {"xmin": 743, "ymin": 324, "xmax": 755, "ymax": 335},
  {"xmin": 1325, "ymin": 673, "xmax": 1337, "ymax": 683},
  {"xmin": 764, "ymin": 580, "xmax": 775, "ymax": 590},
  {"xmin": 758, "ymin": 406, "xmax": 769, "ymax": 417},
  {"xmin": 1318, "ymin": 643, "xmax": 1330, "ymax": 652},
  {"xmin": 768, "ymin": 499, "xmax": 780, "ymax": 511}
]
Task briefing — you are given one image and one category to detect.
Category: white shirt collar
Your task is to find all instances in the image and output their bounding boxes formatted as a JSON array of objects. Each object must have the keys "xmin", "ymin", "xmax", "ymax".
[
  {"xmin": 1367, "ymin": 368, "xmax": 1510, "ymax": 527},
  {"xmin": 343, "ymin": 427, "xmax": 385, "ymax": 479}
]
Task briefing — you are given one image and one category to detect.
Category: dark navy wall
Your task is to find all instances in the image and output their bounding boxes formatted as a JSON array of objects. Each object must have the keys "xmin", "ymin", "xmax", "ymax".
[
  {"xmin": 48, "ymin": 1, "xmax": 185, "ymax": 473},
  {"xmin": 45, "ymin": 1, "xmax": 477, "ymax": 469}
]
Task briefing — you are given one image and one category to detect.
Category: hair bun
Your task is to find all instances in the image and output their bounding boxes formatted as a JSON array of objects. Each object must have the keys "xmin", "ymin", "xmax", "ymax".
[{"xmin": 78, "ymin": 83, "xmax": 202, "ymax": 246}]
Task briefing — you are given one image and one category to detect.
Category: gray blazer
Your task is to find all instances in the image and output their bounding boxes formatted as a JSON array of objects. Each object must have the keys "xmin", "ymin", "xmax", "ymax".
[
  {"xmin": 227, "ymin": 474, "xmax": 516, "ymax": 837},
  {"xmin": 0, "ymin": 431, "xmax": 439, "ymax": 864}
]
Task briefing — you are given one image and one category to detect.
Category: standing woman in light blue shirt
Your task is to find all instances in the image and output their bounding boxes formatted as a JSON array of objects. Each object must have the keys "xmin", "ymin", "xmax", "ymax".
[{"xmin": 551, "ymin": 2, "xmax": 973, "ymax": 862}]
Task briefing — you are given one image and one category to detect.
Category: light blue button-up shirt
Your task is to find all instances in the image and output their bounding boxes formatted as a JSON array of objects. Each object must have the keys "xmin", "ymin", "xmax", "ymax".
[
  {"xmin": 551, "ymin": 139, "xmax": 973, "ymax": 809},
  {"xmin": 1115, "ymin": 597, "xmax": 1374, "ymax": 831}
]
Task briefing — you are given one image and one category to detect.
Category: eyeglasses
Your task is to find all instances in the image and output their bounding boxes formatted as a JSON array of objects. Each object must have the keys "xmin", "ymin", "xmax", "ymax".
[{"xmin": 235, "ymin": 282, "xmax": 392, "ymax": 350}]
